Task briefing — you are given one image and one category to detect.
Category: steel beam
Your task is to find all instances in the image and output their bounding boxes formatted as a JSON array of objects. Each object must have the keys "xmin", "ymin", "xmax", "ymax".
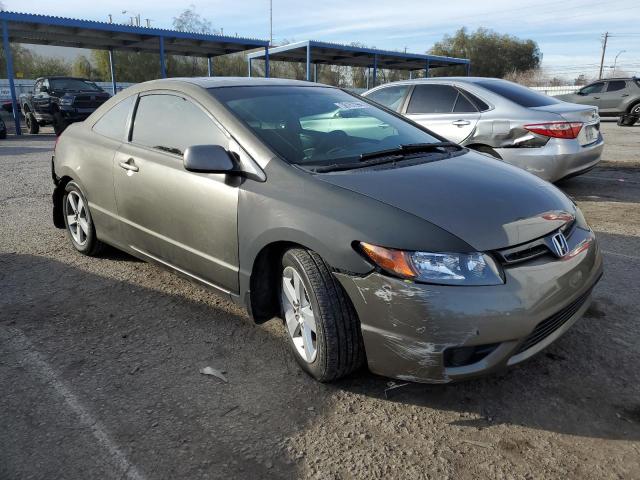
[
  {"xmin": 248, "ymin": 57, "xmax": 252, "ymax": 77},
  {"xmin": 466, "ymin": 62, "xmax": 471, "ymax": 76},
  {"xmin": 264, "ymin": 46, "xmax": 270, "ymax": 78},
  {"xmin": 2, "ymin": 20, "xmax": 20, "ymax": 135},
  {"xmin": 159, "ymin": 36, "xmax": 166, "ymax": 78},
  {"xmin": 425, "ymin": 59, "xmax": 430, "ymax": 78}
]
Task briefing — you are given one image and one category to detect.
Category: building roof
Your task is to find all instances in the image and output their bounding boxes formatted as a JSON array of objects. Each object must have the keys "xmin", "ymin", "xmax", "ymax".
[
  {"xmin": 0, "ymin": 11, "xmax": 268, "ymax": 57},
  {"xmin": 247, "ymin": 40, "xmax": 469, "ymax": 70}
]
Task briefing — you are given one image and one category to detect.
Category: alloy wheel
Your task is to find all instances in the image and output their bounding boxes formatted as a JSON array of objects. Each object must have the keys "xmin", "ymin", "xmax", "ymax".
[
  {"xmin": 66, "ymin": 191, "xmax": 89, "ymax": 246},
  {"xmin": 281, "ymin": 266, "xmax": 317, "ymax": 363}
]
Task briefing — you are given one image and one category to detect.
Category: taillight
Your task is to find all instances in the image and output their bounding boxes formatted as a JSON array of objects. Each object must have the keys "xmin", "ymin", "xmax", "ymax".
[{"xmin": 524, "ymin": 122, "xmax": 583, "ymax": 139}]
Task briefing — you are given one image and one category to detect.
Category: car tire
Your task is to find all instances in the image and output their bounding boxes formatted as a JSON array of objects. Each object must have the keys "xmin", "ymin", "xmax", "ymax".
[
  {"xmin": 62, "ymin": 182, "xmax": 105, "ymax": 256},
  {"xmin": 618, "ymin": 115, "xmax": 638, "ymax": 126},
  {"xmin": 0, "ymin": 128, "xmax": 6, "ymax": 139},
  {"xmin": 280, "ymin": 248, "xmax": 365, "ymax": 382},
  {"xmin": 472, "ymin": 145, "xmax": 502, "ymax": 159},
  {"xmin": 53, "ymin": 112, "xmax": 68, "ymax": 136},
  {"xmin": 25, "ymin": 112, "xmax": 40, "ymax": 134}
]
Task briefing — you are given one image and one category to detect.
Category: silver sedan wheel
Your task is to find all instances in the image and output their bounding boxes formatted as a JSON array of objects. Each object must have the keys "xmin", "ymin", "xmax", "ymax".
[
  {"xmin": 66, "ymin": 191, "xmax": 89, "ymax": 246},
  {"xmin": 282, "ymin": 266, "xmax": 317, "ymax": 363}
]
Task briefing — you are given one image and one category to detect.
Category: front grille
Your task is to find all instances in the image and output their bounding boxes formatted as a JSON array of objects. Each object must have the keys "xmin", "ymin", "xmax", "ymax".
[
  {"xmin": 73, "ymin": 95, "xmax": 107, "ymax": 108},
  {"xmin": 495, "ymin": 220, "xmax": 577, "ymax": 265},
  {"xmin": 514, "ymin": 287, "xmax": 593, "ymax": 355}
]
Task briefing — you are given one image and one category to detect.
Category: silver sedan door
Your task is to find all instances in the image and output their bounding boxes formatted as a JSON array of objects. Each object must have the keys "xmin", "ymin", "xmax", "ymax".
[
  {"xmin": 113, "ymin": 92, "xmax": 239, "ymax": 294},
  {"xmin": 403, "ymin": 84, "xmax": 479, "ymax": 144}
]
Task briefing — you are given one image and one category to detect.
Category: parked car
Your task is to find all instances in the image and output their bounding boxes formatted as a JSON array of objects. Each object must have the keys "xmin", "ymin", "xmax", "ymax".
[
  {"xmin": 52, "ymin": 78, "xmax": 602, "ymax": 384},
  {"xmin": 363, "ymin": 78, "xmax": 604, "ymax": 182},
  {"xmin": 19, "ymin": 76, "xmax": 110, "ymax": 135},
  {"xmin": 0, "ymin": 116, "xmax": 6, "ymax": 139},
  {"xmin": 1, "ymin": 100, "xmax": 19, "ymax": 113},
  {"xmin": 557, "ymin": 77, "xmax": 640, "ymax": 126}
]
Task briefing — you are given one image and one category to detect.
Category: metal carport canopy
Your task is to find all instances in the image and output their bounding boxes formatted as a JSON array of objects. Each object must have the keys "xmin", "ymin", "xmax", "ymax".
[
  {"xmin": 0, "ymin": 11, "xmax": 270, "ymax": 135},
  {"xmin": 246, "ymin": 40, "xmax": 470, "ymax": 83}
]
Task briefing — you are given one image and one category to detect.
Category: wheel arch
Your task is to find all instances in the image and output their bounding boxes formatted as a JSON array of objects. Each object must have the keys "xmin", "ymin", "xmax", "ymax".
[
  {"xmin": 247, "ymin": 240, "xmax": 315, "ymax": 324},
  {"xmin": 52, "ymin": 175, "xmax": 74, "ymax": 229}
]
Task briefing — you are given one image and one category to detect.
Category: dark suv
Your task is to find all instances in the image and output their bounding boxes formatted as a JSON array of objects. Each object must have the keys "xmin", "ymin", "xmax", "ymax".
[
  {"xmin": 557, "ymin": 77, "xmax": 640, "ymax": 126},
  {"xmin": 19, "ymin": 77, "xmax": 111, "ymax": 135}
]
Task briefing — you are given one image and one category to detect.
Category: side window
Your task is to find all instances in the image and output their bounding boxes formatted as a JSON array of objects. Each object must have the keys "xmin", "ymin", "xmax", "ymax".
[
  {"xmin": 606, "ymin": 80, "xmax": 626, "ymax": 92},
  {"xmin": 34, "ymin": 80, "xmax": 42, "ymax": 93},
  {"xmin": 406, "ymin": 85, "xmax": 459, "ymax": 114},
  {"xmin": 453, "ymin": 91, "xmax": 478, "ymax": 113},
  {"xmin": 131, "ymin": 94, "xmax": 226, "ymax": 156},
  {"xmin": 93, "ymin": 95, "xmax": 136, "ymax": 141},
  {"xmin": 462, "ymin": 90, "xmax": 490, "ymax": 111},
  {"xmin": 365, "ymin": 85, "xmax": 410, "ymax": 111},
  {"xmin": 581, "ymin": 82, "xmax": 605, "ymax": 95}
]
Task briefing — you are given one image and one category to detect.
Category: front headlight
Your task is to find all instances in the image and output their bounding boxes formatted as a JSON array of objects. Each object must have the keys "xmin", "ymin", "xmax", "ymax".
[
  {"xmin": 59, "ymin": 97, "xmax": 74, "ymax": 105},
  {"xmin": 359, "ymin": 242, "xmax": 504, "ymax": 286}
]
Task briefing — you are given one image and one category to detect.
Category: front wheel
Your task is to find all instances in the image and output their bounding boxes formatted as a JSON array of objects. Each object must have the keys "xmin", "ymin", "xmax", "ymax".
[
  {"xmin": 62, "ymin": 182, "xmax": 105, "ymax": 256},
  {"xmin": 25, "ymin": 112, "xmax": 40, "ymax": 134},
  {"xmin": 280, "ymin": 248, "xmax": 364, "ymax": 382}
]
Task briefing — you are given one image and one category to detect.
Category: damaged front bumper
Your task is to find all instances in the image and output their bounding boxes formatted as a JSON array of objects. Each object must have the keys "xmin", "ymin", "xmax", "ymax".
[{"xmin": 334, "ymin": 227, "xmax": 603, "ymax": 384}]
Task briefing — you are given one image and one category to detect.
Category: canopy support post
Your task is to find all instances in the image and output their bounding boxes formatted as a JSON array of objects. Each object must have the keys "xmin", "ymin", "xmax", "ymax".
[
  {"xmin": 207, "ymin": 56, "xmax": 213, "ymax": 76},
  {"xmin": 159, "ymin": 36, "xmax": 166, "ymax": 78},
  {"xmin": 264, "ymin": 46, "xmax": 270, "ymax": 78},
  {"xmin": 2, "ymin": 20, "xmax": 20, "ymax": 135},
  {"xmin": 306, "ymin": 42, "xmax": 311, "ymax": 81},
  {"xmin": 108, "ymin": 48, "xmax": 117, "ymax": 95}
]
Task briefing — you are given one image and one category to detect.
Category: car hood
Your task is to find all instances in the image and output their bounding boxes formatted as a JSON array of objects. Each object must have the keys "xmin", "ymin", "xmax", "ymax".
[{"xmin": 316, "ymin": 151, "xmax": 576, "ymax": 251}]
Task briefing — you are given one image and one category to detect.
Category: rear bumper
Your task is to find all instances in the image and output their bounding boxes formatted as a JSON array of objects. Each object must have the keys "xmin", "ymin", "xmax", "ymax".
[
  {"xmin": 495, "ymin": 134, "xmax": 604, "ymax": 183},
  {"xmin": 335, "ymin": 226, "xmax": 603, "ymax": 384}
]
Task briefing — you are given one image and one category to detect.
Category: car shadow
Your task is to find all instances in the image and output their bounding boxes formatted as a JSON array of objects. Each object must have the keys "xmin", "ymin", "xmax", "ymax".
[{"xmin": 0, "ymin": 252, "xmax": 312, "ymax": 478}]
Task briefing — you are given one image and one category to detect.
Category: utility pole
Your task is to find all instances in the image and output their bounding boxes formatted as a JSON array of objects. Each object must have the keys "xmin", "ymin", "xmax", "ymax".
[{"xmin": 598, "ymin": 32, "xmax": 609, "ymax": 80}]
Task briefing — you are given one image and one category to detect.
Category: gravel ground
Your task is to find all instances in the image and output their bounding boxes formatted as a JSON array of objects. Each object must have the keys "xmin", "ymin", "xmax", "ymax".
[{"xmin": 1, "ymin": 116, "xmax": 639, "ymax": 480}]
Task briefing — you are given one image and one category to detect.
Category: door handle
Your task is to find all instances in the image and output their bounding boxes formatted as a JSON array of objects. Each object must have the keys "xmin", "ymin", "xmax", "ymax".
[
  {"xmin": 621, "ymin": 94, "xmax": 629, "ymax": 97},
  {"xmin": 592, "ymin": 96, "xmax": 600, "ymax": 99},
  {"xmin": 452, "ymin": 119, "xmax": 471, "ymax": 127},
  {"xmin": 119, "ymin": 158, "xmax": 139, "ymax": 172}
]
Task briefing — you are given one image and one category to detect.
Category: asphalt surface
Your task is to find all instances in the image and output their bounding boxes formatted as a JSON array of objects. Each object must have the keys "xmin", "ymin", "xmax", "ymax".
[{"xmin": 1, "ymin": 117, "xmax": 639, "ymax": 479}]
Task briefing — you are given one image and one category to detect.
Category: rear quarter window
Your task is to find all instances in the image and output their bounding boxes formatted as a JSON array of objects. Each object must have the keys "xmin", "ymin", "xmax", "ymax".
[
  {"xmin": 92, "ymin": 95, "xmax": 136, "ymax": 141},
  {"xmin": 475, "ymin": 80, "xmax": 560, "ymax": 108}
]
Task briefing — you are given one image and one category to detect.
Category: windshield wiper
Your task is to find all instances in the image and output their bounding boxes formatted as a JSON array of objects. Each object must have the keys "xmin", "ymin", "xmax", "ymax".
[{"xmin": 359, "ymin": 142, "xmax": 462, "ymax": 161}]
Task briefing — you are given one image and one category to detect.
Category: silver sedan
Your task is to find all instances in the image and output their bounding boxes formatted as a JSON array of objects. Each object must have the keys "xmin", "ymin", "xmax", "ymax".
[{"xmin": 363, "ymin": 78, "xmax": 604, "ymax": 182}]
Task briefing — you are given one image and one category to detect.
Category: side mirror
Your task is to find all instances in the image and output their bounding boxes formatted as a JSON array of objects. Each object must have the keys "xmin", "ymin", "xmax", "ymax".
[{"xmin": 183, "ymin": 145, "xmax": 239, "ymax": 174}]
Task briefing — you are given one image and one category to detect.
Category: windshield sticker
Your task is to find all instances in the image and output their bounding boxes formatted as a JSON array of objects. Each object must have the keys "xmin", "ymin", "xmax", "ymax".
[{"xmin": 334, "ymin": 101, "xmax": 370, "ymax": 110}]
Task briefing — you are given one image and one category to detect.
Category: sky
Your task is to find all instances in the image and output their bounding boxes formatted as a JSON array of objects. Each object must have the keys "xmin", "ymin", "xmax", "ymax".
[{"xmin": 4, "ymin": 0, "xmax": 640, "ymax": 80}]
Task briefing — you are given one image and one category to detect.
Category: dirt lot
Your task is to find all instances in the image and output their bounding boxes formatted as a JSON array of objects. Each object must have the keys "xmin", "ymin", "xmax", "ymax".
[{"xmin": 1, "ymin": 117, "xmax": 639, "ymax": 480}]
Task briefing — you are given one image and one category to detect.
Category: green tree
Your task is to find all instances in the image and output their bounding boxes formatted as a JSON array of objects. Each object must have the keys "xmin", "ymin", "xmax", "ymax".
[
  {"xmin": 71, "ymin": 55, "xmax": 94, "ymax": 79},
  {"xmin": 429, "ymin": 27, "xmax": 542, "ymax": 78}
]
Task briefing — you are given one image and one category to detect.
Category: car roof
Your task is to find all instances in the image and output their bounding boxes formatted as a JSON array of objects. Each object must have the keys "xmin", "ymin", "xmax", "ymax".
[{"xmin": 145, "ymin": 77, "xmax": 334, "ymax": 89}]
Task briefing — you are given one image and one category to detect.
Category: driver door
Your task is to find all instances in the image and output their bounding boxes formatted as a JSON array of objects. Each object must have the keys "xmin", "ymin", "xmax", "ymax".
[{"xmin": 113, "ymin": 92, "xmax": 240, "ymax": 294}]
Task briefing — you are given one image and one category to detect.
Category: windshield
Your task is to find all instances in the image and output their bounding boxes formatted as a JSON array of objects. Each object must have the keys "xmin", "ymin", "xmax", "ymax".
[
  {"xmin": 49, "ymin": 78, "xmax": 102, "ymax": 92},
  {"xmin": 475, "ymin": 79, "xmax": 560, "ymax": 108},
  {"xmin": 209, "ymin": 86, "xmax": 441, "ymax": 166}
]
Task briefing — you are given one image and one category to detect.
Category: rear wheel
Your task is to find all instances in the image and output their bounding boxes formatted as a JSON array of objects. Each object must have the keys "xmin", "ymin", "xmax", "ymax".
[
  {"xmin": 25, "ymin": 111, "xmax": 39, "ymax": 134},
  {"xmin": 62, "ymin": 182, "xmax": 105, "ymax": 256},
  {"xmin": 472, "ymin": 145, "xmax": 502, "ymax": 159},
  {"xmin": 280, "ymin": 248, "xmax": 364, "ymax": 382}
]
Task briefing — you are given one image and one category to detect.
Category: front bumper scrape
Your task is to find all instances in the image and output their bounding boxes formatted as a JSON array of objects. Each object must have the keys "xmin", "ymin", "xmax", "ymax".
[{"xmin": 334, "ymin": 227, "xmax": 602, "ymax": 384}]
